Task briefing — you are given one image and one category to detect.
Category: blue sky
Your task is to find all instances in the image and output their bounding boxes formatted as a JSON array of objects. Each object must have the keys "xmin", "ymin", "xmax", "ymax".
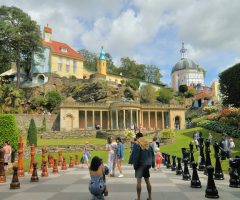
[{"xmin": 1, "ymin": 0, "xmax": 240, "ymax": 86}]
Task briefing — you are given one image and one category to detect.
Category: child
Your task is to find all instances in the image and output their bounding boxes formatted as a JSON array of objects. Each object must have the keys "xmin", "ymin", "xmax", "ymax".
[
  {"xmin": 89, "ymin": 156, "xmax": 108, "ymax": 200},
  {"xmin": 83, "ymin": 141, "xmax": 91, "ymax": 168},
  {"xmin": 155, "ymin": 148, "xmax": 162, "ymax": 170}
]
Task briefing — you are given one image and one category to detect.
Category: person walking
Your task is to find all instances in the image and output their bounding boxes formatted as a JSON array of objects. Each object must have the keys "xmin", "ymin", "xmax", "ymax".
[
  {"xmin": 208, "ymin": 133, "xmax": 213, "ymax": 145},
  {"xmin": 116, "ymin": 137, "xmax": 124, "ymax": 178},
  {"xmin": 3, "ymin": 141, "xmax": 12, "ymax": 170},
  {"xmin": 130, "ymin": 132, "xmax": 155, "ymax": 200},
  {"xmin": 83, "ymin": 142, "xmax": 91, "ymax": 168},
  {"xmin": 105, "ymin": 137, "xmax": 117, "ymax": 177},
  {"xmin": 219, "ymin": 133, "xmax": 230, "ymax": 160}
]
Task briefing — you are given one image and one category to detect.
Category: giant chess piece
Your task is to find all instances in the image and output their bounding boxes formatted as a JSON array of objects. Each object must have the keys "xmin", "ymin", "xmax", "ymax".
[
  {"xmin": 182, "ymin": 158, "xmax": 191, "ymax": 180},
  {"xmin": 229, "ymin": 159, "xmax": 240, "ymax": 188},
  {"xmin": 31, "ymin": 161, "xmax": 39, "ymax": 182},
  {"xmin": 176, "ymin": 157, "xmax": 183, "ymax": 175},
  {"xmin": 41, "ymin": 160, "xmax": 49, "ymax": 177},
  {"xmin": 171, "ymin": 155, "xmax": 177, "ymax": 171},
  {"xmin": 0, "ymin": 149, "xmax": 6, "ymax": 183},
  {"xmin": 17, "ymin": 136, "xmax": 25, "ymax": 177},
  {"xmin": 61, "ymin": 157, "xmax": 67, "ymax": 170},
  {"xmin": 58, "ymin": 151, "xmax": 63, "ymax": 166},
  {"xmin": 166, "ymin": 154, "xmax": 171, "ymax": 169},
  {"xmin": 28, "ymin": 144, "xmax": 35, "ymax": 174},
  {"xmin": 204, "ymin": 140, "xmax": 212, "ymax": 175},
  {"xmin": 213, "ymin": 142, "xmax": 224, "ymax": 180},
  {"xmin": 75, "ymin": 155, "xmax": 79, "ymax": 166},
  {"xmin": 189, "ymin": 142, "xmax": 195, "ymax": 168},
  {"xmin": 191, "ymin": 161, "xmax": 201, "ymax": 188},
  {"xmin": 205, "ymin": 165, "xmax": 219, "ymax": 198},
  {"xmin": 198, "ymin": 137, "xmax": 206, "ymax": 171},
  {"xmin": 10, "ymin": 166, "xmax": 20, "ymax": 189},
  {"xmin": 48, "ymin": 153, "xmax": 54, "ymax": 168},
  {"xmin": 52, "ymin": 159, "xmax": 59, "ymax": 173},
  {"xmin": 41, "ymin": 146, "xmax": 47, "ymax": 170},
  {"xmin": 69, "ymin": 155, "xmax": 74, "ymax": 168},
  {"xmin": 162, "ymin": 153, "xmax": 167, "ymax": 166}
]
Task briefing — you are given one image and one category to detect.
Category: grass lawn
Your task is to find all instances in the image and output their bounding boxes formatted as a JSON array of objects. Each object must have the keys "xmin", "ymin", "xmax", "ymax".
[{"xmin": 21, "ymin": 127, "xmax": 239, "ymax": 173}]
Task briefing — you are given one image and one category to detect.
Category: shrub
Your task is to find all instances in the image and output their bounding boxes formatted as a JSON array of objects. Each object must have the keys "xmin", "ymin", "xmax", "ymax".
[
  {"xmin": 197, "ymin": 120, "xmax": 240, "ymax": 138},
  {"xmin": 124, "ymin": 130, "xmax": 135, "ymax": 140},
  {"xmin": 0, "ymin": 114, "xmax": 19, "ymax": 151},
  {"xmin": 161, "ymin": 129, "xmax": 175, "ymax": 138},
  {"xmin": 45, "ymin": 90, "xmax": 62, "ymax": 112},
  {"xmin": 203, "ymin": 106, "xmax": 218, "ymax": 114},
  {"xmin": 27, "ymin": 118, "xmax": 37, "ymax": 146},
  {"xmin": 126, "ymin": 79, "xmax": 140, "ymax": 91}
]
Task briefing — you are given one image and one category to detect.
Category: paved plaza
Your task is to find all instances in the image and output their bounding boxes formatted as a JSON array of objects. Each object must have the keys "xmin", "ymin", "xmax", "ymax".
[{"xmin": 0, "ymin": 165, "xmax": 239, "ymax": 200}]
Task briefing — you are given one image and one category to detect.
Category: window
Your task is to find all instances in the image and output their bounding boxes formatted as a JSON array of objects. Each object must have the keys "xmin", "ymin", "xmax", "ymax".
[
  {"xmin": 61, "ymin": 47, "xmax": 68, "ymax": 53},
  {"xmin": 73, "ymin": 60, "xmax": 77, "ymax": 73},
  {"xmin": 58, "ymin": 57, "xmax": 62, "ymax": 71},
  {"xmin": 66, "ymin": 59, "xmax": 70, "ymax": 72}
]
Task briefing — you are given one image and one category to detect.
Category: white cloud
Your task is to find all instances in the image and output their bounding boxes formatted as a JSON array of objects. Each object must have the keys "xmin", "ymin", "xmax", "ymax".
[{"xmin": 218, "ymin": 58, "xmax": 240, "ymax": 73}]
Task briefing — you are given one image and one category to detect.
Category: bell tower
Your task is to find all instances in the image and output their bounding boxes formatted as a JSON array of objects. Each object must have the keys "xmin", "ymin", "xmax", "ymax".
[{"xmin": 98, "ymin": 46, "xmax": 106, "ymax": 76}]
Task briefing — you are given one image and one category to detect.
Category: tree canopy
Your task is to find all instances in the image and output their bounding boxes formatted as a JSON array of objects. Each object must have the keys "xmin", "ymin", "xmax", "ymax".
[
  {"xmin": 157, "ymin": 88, "xmax": 174, "ymax": 104},
  {"xmin": 219, "ymin": 63, "xmax": 240, "ymax": 107},
  {"xmin": 139, "ymin": 84, "xmax": 156, "ymax": 103},
  {"xmin": 0, "ymin": 6, "xmax": 43, "ymax": 86}
]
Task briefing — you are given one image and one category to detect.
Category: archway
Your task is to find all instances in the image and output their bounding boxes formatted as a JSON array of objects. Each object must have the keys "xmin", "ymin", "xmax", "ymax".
[
  {"xmin": 65, "ymin": 114, "xmax": 73, "ymax": 131},
  {"xmin": 37, "ymin": 74, "xmax": 45, "ymax": 84},
  {"xmin": 175, "ymin": 116, "xmax": 180, "ymax": 130}
]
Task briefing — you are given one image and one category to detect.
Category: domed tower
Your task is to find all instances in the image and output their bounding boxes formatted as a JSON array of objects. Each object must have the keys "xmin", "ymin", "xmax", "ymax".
[
  {"xmin": 171, "ymin": 43, "xmax": 204, "ymax": 91},
  {"xmin": 98, "ymin": 46, "xmax": 107, "ymax": 76}
]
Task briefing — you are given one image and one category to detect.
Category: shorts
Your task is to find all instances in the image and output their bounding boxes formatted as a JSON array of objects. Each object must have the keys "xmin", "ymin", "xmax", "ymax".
[{"xmin": 135, "ymin": 165, "xmax": 151, "ymax": 178}]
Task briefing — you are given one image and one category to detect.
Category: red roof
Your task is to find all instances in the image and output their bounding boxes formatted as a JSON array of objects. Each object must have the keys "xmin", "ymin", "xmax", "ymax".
[
  {"xmin": 44, "ymin": 26, "xmax": 52, "ymax": 33},
  {"xmin": 42, "ymin": 40, "xmax": 84, "ymax": 61}
]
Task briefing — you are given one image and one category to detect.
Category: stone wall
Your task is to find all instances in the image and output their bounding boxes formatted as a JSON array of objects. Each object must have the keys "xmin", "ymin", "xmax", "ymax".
[{"xmin": 15, "ymin": 114, "xmax": 59, "ymax": 134}]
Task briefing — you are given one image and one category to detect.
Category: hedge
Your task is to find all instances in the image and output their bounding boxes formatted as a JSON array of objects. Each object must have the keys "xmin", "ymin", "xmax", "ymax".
[
  {"xmin": 0, "ymin": 114, "xmax": 20, "ymax": 151},
  {"xmin": 197, "ymin": 120, "xmax": 240, "ymax": 138}
]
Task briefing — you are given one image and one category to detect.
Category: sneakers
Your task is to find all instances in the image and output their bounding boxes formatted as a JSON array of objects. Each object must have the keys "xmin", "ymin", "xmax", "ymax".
[{"xmin": 118, "ymin": 174, "xmax": 124, "ymax": 178}]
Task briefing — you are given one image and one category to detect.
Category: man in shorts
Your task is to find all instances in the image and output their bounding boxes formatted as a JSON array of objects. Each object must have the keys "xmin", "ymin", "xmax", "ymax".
[{"xmin": 130, "ymin": 132, "xmax": 155, "ymax": 200}]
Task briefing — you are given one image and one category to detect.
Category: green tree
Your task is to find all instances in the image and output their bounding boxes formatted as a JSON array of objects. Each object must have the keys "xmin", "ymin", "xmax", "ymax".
[
  {"xmin": 219, "ymin": 63, "xmax": 240, "ymax": 107},
  {"xmin": 125, "ymin": 79, "xmax": 140, "ymax": 91},
  {"xmin": 140, "ymin": 84, "xmax": 156, "ymax": 103},
  {"xmin": 0, "ymin": 114, "xmax": 19, "ymax": 151},
  {"xmin": 45, "ymin": 91, "xmax": 62, "ymax": 112},
  {"xmin": 157, "ymin": 88, "xmax": 174, "ymax": 104},
  {"xmin": 185, "ymin": 88, "xmax": 196, "ymax": 98},
  {"xmin": 27, "ymin": 118, "xmax": 37, "ymax": 146},
  {"xmin": 0, "ymin": 6, "xmax": 43, "ymax": 86},
  {"xmin": 79, "ymin": 49, "xmax": 98, "ymax": 72},
  {"xmin": 105, "ymin": 52, "xmax": 119, "ymax": 75},
  {"xmin": 145, "ymin": 65, "xmax": 162, "ymax": 84}
]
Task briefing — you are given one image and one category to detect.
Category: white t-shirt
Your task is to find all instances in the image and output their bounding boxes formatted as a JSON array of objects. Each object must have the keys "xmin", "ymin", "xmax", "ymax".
[{"xmin": 106, "ymin": 142, "xmax": 117, "ymax": 154}]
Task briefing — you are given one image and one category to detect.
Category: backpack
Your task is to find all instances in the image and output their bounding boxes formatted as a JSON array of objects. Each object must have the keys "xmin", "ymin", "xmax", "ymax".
[{"xmin": 89, "ymin": 176, "xmax": 105, "ymax": 196}]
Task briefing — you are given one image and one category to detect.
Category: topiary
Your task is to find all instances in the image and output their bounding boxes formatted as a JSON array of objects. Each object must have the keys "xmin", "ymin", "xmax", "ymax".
[
  {"xmin": 0, "ymin": 114, "xmax": 19, "ymax": 151},
  {"xmin": 27, "ymin": 118, "xmax": 38, "ymax": 146}
]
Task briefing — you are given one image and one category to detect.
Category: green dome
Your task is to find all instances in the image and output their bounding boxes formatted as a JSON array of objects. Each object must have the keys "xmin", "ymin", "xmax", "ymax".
[{"xmin": 171, "ymin": 58, "xmax": 198, "ymax": 74}]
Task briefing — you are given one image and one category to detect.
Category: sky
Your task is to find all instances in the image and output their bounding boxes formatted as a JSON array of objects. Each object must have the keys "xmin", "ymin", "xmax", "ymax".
[{"xmin": 1, "ymin": 0, "xmax": 240, "ymax": 86}]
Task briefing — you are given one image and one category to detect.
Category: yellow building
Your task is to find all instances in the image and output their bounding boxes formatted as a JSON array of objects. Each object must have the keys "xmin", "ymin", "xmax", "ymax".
[{"xmin": 32, "ymin": 25, "xmax": 85, "ymax": 83}]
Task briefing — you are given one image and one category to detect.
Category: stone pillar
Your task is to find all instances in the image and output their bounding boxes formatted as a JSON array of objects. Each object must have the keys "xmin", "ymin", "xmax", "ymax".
[
  {"xmin": 155, "ymin": 111, "xmax": 158, "ymax": 129},
  {"xmin": 148, "ymin": 111, "xmax": 150, "ymax": 130},
  {"xmin": 108, "ymin": 111, "xmax": 110, "ymax": 130},
  {"xmin": 100, "ymin": 111, "xmax": 103, "ymax": 129},
  {"xmin": 130, "ymin": 109, "xmax": 133, "ymax": 128},
  {"xmin": 162, "ymin": 111, "xmax": 164, "ymax": 129},
  {"xmin": 110, "ymin": 111, "xmax": 113, "ymax": 129},
  {"xmin": 85, "ymin": 110, "xmax": 87, "ymax": 129},
  {"xmin": 92, "ymin": 110, "xmax": 95, "ymax": 129},
  {"xmin": 116, "ymin": 110, "xmax": 119, "ymax": 129},
  {"xmin": 123, "ymin": 109, "xmax": 126, "ymax": 129},
  {"xmin": 136, "ymin": 110, "xmax": 139, "ymax": 128}
]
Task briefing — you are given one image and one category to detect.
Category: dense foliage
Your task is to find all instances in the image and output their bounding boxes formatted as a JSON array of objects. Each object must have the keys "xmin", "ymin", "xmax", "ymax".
[
  {"xmin": 27, "ymin": 118, "xmax": 37, "ymax": 146},
  {"xmin": 0, "ymin": 6, "xmax": 43, "ymax": 86},
  {"xmin": 125, "ymin": 79, "xmax": 140, "ymax": 91},
  {"xmin": 197, "ymin": 120, "xmax": 240, "ymax": 138},
  {"xmin": 0, "ymin": 114, "xmax": 19, "ymax": 151},
  {"xmin": 139, "ymin": 84, "xmax": 156, "ymax": 103},
  {"xmin": 45, "ymin": 91, "xmax": 62, "ymax": 112},
  {"xmin": 219, "ymin": 63, "xmax": 240, "ymax": 107},
  {"xmin": 156, "ymin": 88, "xmax": 174, "ymax": 103}
]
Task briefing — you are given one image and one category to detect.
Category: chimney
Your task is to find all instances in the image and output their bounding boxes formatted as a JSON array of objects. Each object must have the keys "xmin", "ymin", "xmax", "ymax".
[{"xmin": 43, "ymin": 24, "xmax": 52, "ymax": 42}]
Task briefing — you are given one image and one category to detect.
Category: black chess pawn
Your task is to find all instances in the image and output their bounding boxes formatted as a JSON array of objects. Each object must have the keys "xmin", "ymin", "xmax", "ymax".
[
  {"xmin": 191, "ymin": 161, "xmax": 201, "ymax": 188},
  {"xmin": 213, "ymin": 143, "xmax": 224, "ymax": 180},
  {"xmin": 229, "ymin": 159, "xmax": 240, "ymax": 188},
  {"xmin": 166, "ymin": 154, "xmax": 171, "ymax": 169},
  {"xmin": 162, "ymin": 153, "xmax": 166, "ymax": 166},
  {"xmin": 31, "ymin": 161, "xmax": 39, "ymax": 182},
  {"xmin": 204, "ymin": 140, "xmax": 212, "ymax": 175},
  {"xmin": 198, "ymin": 137, "xmax": 206, "ymax": 171},
  {"xmin": 182, "ymin": 158, "xmax": 191, "ymax": 181},
  {"xmin": 176, "ymin": 157, "xmax": 183, "ymax": 175},
  {"xmin": 171, "ymin": 155, "xmax": 177, "ymax": 171},
  {"xmin": 10, "ymin": 166, "xmax": 20, "ymax": 189},
  {"xmin": 205, "ymin": 165, "xmax": 219, "ymax": 198}
]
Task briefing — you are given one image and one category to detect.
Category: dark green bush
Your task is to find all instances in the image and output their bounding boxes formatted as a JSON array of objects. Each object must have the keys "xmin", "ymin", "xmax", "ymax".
[
  {"xmin": 45, "ymin": 90, "xmax": 62, "ymax": 112},
  {"xmin": 42, "ymin": 116, "xmax": 47, "ymax": 131},
  {"xmin": 0, "ymin": 114, "xmax": 19, "ymax": 151},
  {"xmin": 27, "ymin": 118, "xmax": 37, "ymax": 146},
  {"xmin": 197, "ymin": 120, "xmax": 240, "ymax": 138}
]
